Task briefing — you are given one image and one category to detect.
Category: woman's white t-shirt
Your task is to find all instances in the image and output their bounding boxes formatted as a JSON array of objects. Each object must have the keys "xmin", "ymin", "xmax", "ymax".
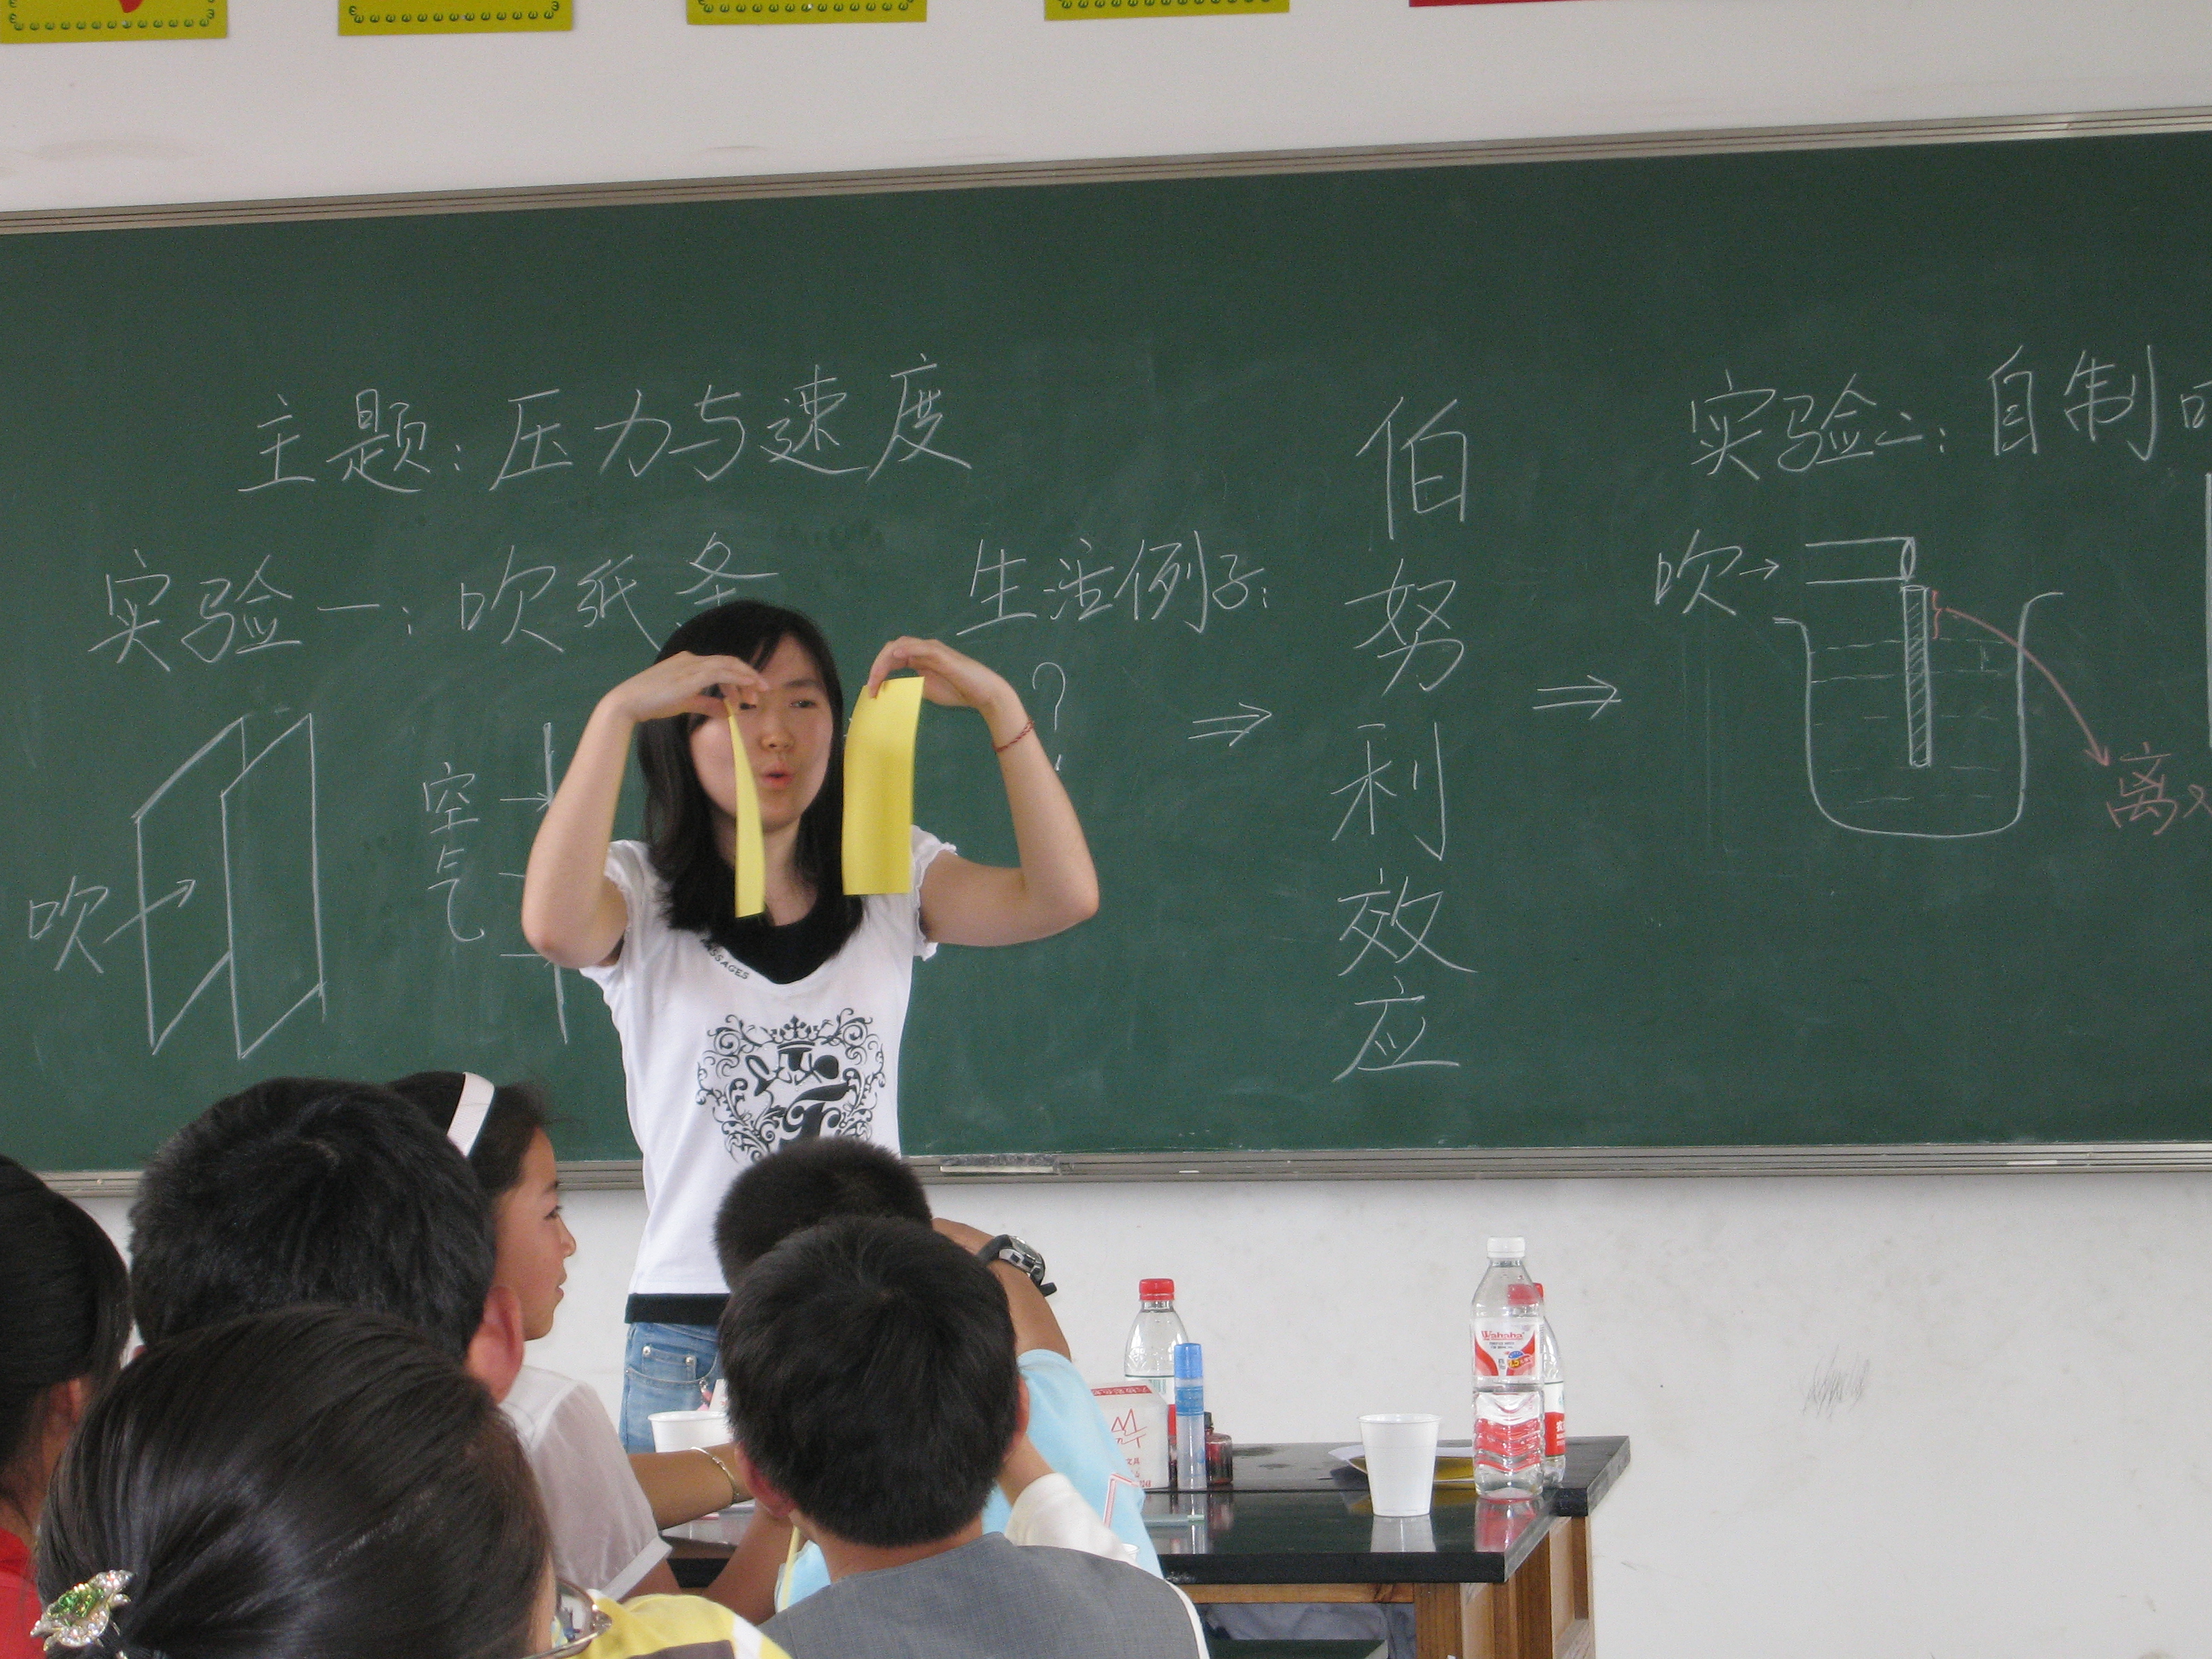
[{"xmin": 583, "ymin": 827, "xmax": 949, "ymax": 1297}]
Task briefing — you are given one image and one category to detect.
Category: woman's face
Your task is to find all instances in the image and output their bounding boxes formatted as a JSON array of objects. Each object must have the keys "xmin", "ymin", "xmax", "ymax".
[
  {"xmin": 492, "ymin": 1130, "xmax": 574, "ymax": 1343},
  {"xmin": 687, "ymin": 634, "xmax": 836, "ymax": 840}
]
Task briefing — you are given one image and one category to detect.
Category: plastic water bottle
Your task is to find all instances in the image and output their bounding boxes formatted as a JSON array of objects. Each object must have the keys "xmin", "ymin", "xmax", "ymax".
[
  {"xmin": 1124, "ymin": 1278, "xmax": 1190, "ymax": 1407},
  {"xmin": 1172, "ymin": 1343, "xmax": 1207, "ymax": 1491},
  {"xmin": 1534, "ymin": 1283, "xmax": 1565, "ymax": 1488},
  {"xmin": 1471, "ymin": 1237, "xmax": 1544, "ymax": 1500}
]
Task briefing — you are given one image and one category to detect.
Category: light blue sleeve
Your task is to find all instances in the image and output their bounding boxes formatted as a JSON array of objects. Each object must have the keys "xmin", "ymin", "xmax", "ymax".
[
  {"xmin": 1014, "ymin": 1350, "xmax": 1162, "ymax": 1578},
  {"xmin": 774, "ymin": 1348, "xmax": 1159, "ymax": 1610}
]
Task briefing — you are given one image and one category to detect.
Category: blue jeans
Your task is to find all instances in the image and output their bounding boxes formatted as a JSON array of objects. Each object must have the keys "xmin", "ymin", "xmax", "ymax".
[{"xmin": 619, "ymin": 1322, "xmax": 724, "ymax": 1454}]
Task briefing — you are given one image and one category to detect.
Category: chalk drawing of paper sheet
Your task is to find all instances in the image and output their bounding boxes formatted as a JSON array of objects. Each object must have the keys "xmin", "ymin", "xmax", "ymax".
[
  {"xmin": 1773, "ymin": 538, "xmax": 2052, "ymax": 840},
  {"xmin": 131, "ymin": 715, "xmax": 325, "ymax": 1057}
]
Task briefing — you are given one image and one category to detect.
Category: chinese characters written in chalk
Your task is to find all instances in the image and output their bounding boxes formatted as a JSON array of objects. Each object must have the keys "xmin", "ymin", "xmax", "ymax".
[
  {"xmin": 1689, "ymin": 369, "xmax": 1940, "ymax": 480},
  {"xmin": 237, "ymin": 361, "xmax": 972, "ymax": 497},
  {"xmin": 956, "ymin": 531, "xmax": 1268, "ymax": 639},
  {"xmin": 2106, "ymin": 743, "xmax": 2212, "ymax": 836}
]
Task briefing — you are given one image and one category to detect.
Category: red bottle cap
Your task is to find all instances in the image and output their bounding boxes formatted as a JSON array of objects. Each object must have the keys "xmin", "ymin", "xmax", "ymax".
[
  {"xmin": 1139, "ymin": 1278, "xmax": 1175, "ymax": 1299},
  {"xmin": 1507, "ymin": 1283, "xmax": 1542, "ymax": 1307}
]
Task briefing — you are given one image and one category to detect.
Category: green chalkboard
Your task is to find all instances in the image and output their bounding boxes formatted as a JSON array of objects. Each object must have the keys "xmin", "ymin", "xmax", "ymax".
[{"xmin": 5, "ymin": 127, "xmax": 2212, "ymax": 1171}]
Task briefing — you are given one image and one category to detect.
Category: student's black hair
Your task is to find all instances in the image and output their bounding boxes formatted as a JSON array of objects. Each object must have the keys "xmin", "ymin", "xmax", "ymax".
[
  {"xmin": 37, "ymin": 1305, "xmax": 547, "ymax": 1659},
  {"xmin": 713, "ymin": 1135, "xmax": 933, "ymax": 1280},
  {"xmin": 718, "ymin": 1215, "xmax": 1017, "ymax": 1550},
  {"xmin": 636, "ymin": 599, "xmax": 863, "ymax": 957},
  {"xmin": 0, "ymin": 1158, "xmax": 129, "ymax": 1520},
  {"xmin": 384, "ymin": 1071, "xmax": 554, "ymax": 1204},
  {"xmin": 127, "ymin": 1077, "xmax": 494, "ymax": 1361}
]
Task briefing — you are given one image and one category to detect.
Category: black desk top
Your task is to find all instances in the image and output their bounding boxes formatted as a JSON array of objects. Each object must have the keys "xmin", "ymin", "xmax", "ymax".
[{"xmin": 1145, "ymin": 1437, "xmax": 1629, "ymax": 1588}]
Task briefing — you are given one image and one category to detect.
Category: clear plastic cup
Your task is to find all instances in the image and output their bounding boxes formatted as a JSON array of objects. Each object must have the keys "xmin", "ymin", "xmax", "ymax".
[
  {"xmin": 649, "ymin": 1407, "xmax": 726, "ymax": 1452},
  {"xmin": 1359, "ymin": 1412, "xmax": 1440, "ymax": 1517}
]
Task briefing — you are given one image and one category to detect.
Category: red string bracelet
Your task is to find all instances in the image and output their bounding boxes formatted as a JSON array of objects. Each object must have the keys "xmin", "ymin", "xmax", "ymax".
[{"xmin": 993, "ymin": 718, "xmax": 1036, "ymax": 755}]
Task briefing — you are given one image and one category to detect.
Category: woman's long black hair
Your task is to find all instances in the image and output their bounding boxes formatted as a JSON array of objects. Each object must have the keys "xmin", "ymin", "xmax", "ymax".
[
  {"xmin": 37, "ymin": 1306, "xmax": 548, "ymax": 1659},
  {"xmin": 0, "ymin": 1156, "xmax": 129, "ymax": 1521},
  {"xmin": 636, "ymin": 600, "xmax": 865, "ymax": 958}
]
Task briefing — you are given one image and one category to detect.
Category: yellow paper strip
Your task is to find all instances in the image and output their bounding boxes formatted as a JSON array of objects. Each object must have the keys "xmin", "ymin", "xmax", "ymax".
[
  {"xmin": 340, "ymin": 1, "xmax": 569, "ymax": 33},
  {"xmin": 691, "ymin": 0, "xmax": 922, "ymax": 22},
  {"xmin": 727, "ymin": 708, "xmax": 766, "ymax": 918},
  {"xmin": 842, "ymin": 676, "xmax": 925, "ymax": 895},
  {"xmin": 1046, "ymin": 0, "xmax": 1283, "ymax": 17},
  {"xmin": 3, "ymin": 0, "xmax": 224, "ymax": 41}
]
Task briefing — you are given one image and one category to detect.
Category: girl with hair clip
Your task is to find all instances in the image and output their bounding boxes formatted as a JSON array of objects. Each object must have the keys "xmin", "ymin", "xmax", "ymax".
[
  {"xmin": 33, "ymin": 1306, "xmax": 787, "ymax": 1659},
  {"xmin": 386, "ymin": 1072, "xmax": 757, "ymax": 1607},
  {"xmin": 0, "ymin": 1158, "xmax": 128, "ymax": 1659},
  {"xmin": 520, "ymin": 601, "xmax": 1097, "ymax": 1448}
]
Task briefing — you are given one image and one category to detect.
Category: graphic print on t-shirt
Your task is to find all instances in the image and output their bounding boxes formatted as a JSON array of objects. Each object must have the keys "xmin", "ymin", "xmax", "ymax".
[{"xmin": 697, "ymin": 1008, "xmax": 885, "ymax": 1160}]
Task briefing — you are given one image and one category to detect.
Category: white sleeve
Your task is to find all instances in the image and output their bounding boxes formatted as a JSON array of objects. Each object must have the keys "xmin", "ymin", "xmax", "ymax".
[
  {"xmin": 1002, "ymin": 1471, "xmax": 1139, "ymax": 1565},
  {"xmin": 520, "ymin": 1379, "xmax": 672, "ymax": 1598},
  {"xmin": 579, "ymin": 842, "xmax": 653, "ymax": 992},
  {"xmin": 908, "ymin": 825, "xmax": 954, "ymax": 959}
]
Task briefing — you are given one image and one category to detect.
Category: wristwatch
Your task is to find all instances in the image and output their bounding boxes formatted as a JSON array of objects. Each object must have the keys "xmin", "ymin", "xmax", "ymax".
[{"xmin": 975, "ymin": 1233, "xmax": 1055, "ymax": 1297}]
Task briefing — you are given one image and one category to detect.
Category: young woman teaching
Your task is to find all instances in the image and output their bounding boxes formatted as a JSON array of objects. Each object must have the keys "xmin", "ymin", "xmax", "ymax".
[{"xmin": 521, "ymin": 600, "xmax": 1098, "ymax": 1448}]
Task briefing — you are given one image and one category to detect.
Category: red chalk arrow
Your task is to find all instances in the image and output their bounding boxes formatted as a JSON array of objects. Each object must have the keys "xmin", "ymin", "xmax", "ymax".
[{"xmin": 1940, "ymin": 605, "xmax": 2111, "ymax": 767}]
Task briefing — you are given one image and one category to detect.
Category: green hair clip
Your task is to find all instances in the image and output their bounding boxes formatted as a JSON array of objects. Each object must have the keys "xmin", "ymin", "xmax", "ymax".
[{"xmin": 30, "ymin": 1571, "xmax": 132, "ymax": 1653}]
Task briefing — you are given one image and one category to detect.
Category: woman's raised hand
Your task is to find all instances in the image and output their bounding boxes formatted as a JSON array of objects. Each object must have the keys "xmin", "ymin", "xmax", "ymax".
[
  {"xmin": 597, "ymin": 651, "xmax": 767, "ymax": 725},
  {"xmin": 863, "ymin": 637, "xmax": 1020, "ymax": 729}
]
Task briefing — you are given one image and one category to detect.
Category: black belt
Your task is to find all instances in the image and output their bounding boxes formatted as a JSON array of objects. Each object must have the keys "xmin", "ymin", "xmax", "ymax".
[{"xmin": 624, "ymin": 1294, "xmax": 729, "ymax": 1328}]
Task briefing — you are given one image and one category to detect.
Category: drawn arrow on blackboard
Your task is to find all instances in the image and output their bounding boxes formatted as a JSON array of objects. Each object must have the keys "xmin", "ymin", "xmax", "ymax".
[
  {"xmin": 1533, "ymin": 676, "xmax": 1622, "ymax": 720},
  {"xmin": 99, "ymin": 878, "xmax": 196, "ymax": 946},
  {"xmin": 1939, "ymin": 604, "xmax": 2111, "ymax": 766},
  {"xmin": 1189, "ymin": 703, "xmax": 1273, "ymax": 747}
]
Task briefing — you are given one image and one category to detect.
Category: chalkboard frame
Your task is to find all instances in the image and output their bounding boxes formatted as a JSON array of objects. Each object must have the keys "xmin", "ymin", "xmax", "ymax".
[{"xmin": 15, "ymin": 103, "xmax": 2212, "ymax": 1185}]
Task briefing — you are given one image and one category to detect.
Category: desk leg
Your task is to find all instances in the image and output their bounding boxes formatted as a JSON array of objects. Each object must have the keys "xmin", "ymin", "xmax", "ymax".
[{"xmin": 1452, "ymin": 1518, "xmax": 1597, "ymax": 1659}]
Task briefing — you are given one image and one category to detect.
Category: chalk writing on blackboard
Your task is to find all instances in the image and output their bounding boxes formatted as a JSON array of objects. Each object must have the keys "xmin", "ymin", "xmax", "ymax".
[
  {"xmin": 422, "ymin": 762, "xmax": 486, "ymax": 945},
  {"xmin": 1346, "ymin": 558, "xmax": 1462, "ymax": 693},
  {"xmin": 1531, "ymin": 676, "xmax": 1621, "ymax": 720},
  {"xmin": 489, "ymin": 390, "xmax": 574, "ymax": 491},
  {"xmin": 1689, "ymin": 369, "xmax": 1937, "ymax": 480},
  {"xmin": 576, "ymin": 556, "xmax": 657, "ymax": 647},
  {"xmin": 461, "ymin": 548, "xmax": 562, "ymax": 652},
  {"xmin": 1336, "ymin": 871, "xmax": 1473, "ymax": 979},
  {"xmin": 1357, "ymin": 397, "xmax": 1469, "ymax": 541},
  {"xmin": 237, "ymin": 394, "xmax": 316, "ymax": 494},
  {"xmin": 764, "ymin": 367, "xmax": 865, "ymax": 477},
  {"xmin": 1044, "ymin": 533, "xmax": 1267, "ymax": 630},
  {"xmin": 1332, "ymin": 976, "xmax": 1460, "ymax": 1082},
  {"xmin": 869, "ymin": 357, "xmax": 970, "ymax": 479},
  {"xmin": 89, "ymin": 550, "xmax": 173, "ymax": 672},
  {"xmin": 1188, "ymin": 703, "xmax": 1270, "ymax": 748},
  {"xmin": 129, "ymin": 714, "xmax": 326, "ymax": 1059},
  {"xmin": 1654, "ymin": 529, "xmax": 1779, "ymax": 617},
  {"xmin": 327, "ymin": 389, "xmax": 432, "ymax": 494},
  {"xmin": 184, "ymin": 557, "xmax": 300, "ymax": 663},
  {"xmin": 25, "ymin": 876, "xmax": 108, "ymax": 976},
  {"xmin": 1328, "ymin": 722, "xmax": 1446, "ymax": 859},
  {"xmin": 960, "ymin": 541, "xmax": 1036, "ymax": 636},
  {"xmin": 680, "ymin": 534, "xmax": 778, "ymax": 608}
]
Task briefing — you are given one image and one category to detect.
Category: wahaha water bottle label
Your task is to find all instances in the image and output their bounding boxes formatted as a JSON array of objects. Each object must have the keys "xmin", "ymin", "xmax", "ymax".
[
  {"xmin": 1475, "ymin": 1400, "xmax": 1544, "ymax": 1471},
  {"xmin": 1472, "ymin": 1317, "xmax": 1540, "ymax": 1378},
  {"xmin": 1544, "ymin": 1412, "xmax": 1566, "ymax": 1458}
]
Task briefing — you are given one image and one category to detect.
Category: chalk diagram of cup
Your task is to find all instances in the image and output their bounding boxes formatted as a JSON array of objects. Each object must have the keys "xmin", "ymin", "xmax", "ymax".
[{"xmin": 1772, "ymin": 537, "xmax": 2053, "ymax": 840}]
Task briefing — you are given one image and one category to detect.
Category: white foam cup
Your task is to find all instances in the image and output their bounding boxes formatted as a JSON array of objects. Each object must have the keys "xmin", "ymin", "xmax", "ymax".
[
  {"xmin": 1358, "ymin": 1412, "xmax": 1441, "ymax": 1517},
  {"xmin": 649, "ymin": 1407, "xmax": 726, "ymax": 1453}
]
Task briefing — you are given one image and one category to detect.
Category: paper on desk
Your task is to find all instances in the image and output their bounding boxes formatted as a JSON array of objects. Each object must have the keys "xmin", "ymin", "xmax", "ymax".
[
  {"xmin": 842, "ymin": 676, "xmax": 925, "ymax": 894},
  {"xmin": 726, "ymin": 708, "xmax": 766, "ymax": 918}
]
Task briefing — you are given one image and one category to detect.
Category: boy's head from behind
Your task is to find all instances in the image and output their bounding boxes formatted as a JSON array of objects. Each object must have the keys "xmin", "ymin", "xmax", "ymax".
[
  {"xmin": 129, "ymin": 1076, "xmax": 496, "ymax": 1361},
  {"xmin": 714, "ymin": 1135, "xmax": 931, "ymax": 1282},
  {"xmin": 720, "ymin": 1215, "xmax": 1018, "ymax": 1551}
]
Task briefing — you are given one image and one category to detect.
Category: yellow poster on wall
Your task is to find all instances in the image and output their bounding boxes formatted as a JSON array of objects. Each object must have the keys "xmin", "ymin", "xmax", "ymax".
[
  {"xmin": 1046, "ymin": 0, "xmax": 1284, "ymax": 16},
  {"xmin": 691, "ymin": 0, "xmax": 922, "ymax": 22},
  {"xmin": 340, "ymin": 1, "xmax": 567, "ymax": 32},
  {"xmin": 2, "ymin": 0, "xmax": 224, "ymax": 42}
]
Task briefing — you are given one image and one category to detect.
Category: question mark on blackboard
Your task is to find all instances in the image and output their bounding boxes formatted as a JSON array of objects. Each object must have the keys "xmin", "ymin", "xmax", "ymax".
[
  {"xmin": 1031, "ymin": 661, "xmax": 1069, "ymax": 731},
  {"xmin": 1031, "ymin": 661, "xmax": 1069, "ymax": 772}
]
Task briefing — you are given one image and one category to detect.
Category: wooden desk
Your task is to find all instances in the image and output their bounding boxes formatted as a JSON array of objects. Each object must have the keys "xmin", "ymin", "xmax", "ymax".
[
  {"xmin": 661, "ymin": 1437, "xmax": 1629, "ymax": 1659},
  {"xmin": 1152, "ymin": 1438, "xmax": 1629, "ymax": 1659}
]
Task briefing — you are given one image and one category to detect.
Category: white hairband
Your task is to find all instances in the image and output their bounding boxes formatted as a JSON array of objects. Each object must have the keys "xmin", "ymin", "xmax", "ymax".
[{"xmin": 449, "ymin": 1073, "xmax": 496, "ymax": 1157}]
